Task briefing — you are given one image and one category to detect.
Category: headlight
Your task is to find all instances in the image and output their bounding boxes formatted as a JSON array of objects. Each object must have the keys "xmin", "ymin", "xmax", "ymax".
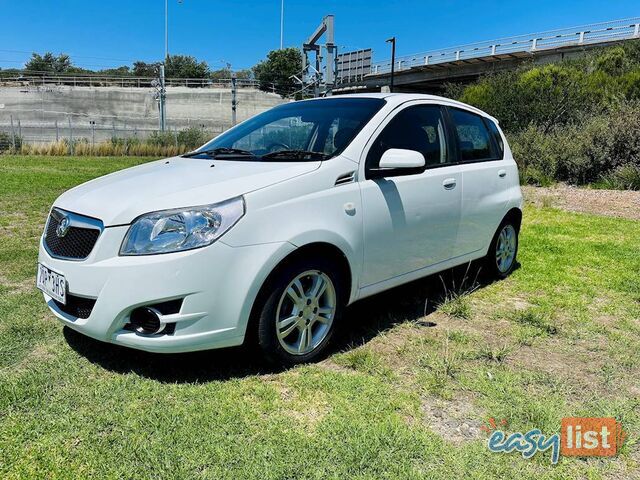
[{"xmin": 120, "ymin": 197, "xmax": 245, "ymax": 255}]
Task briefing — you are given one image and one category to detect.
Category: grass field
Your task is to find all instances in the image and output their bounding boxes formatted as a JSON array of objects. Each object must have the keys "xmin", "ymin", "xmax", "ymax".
[{"xmin": 1, "ymin": 155, "xmax": 639, "ymax": 479}]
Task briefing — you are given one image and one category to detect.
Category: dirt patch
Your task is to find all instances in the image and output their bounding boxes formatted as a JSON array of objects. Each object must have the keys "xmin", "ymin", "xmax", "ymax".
[
  {"xmin": 505, "ymin": 335, "xmax": 629, "ymax": 398},
  {"xmin": 420, "ymin": 395, "xmax": 485, "ymax": 444},
  {"xmin": 523, "ymin": 185, "xmax": 640, "ymax": 220}
]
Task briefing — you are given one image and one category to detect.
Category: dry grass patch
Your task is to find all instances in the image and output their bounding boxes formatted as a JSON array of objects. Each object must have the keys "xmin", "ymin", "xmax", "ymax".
[{"xmin": 523, "ymin": 185, "xmax": 640, "ymax": 220}]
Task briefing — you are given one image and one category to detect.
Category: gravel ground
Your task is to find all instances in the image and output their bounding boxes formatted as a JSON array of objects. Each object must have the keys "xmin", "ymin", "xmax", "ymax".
[{"xmin": 522, "ymin": 185, "xmax": 640, "ymax": 221}]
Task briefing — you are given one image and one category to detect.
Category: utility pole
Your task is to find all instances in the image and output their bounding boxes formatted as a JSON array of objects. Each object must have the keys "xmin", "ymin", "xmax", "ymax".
[
  {"xmin": 165, "ymin": 0, "xmax": 169, "ymax": 61},
  {"xmin": 165, "ymin": 0, "xmax": 183, "ymax": 60},
  {"xmin": 386, "ymin": 37, "xmax": 396, "ymax": 93},
  {"xmin": 231, "ymin": 72, "xmax": 238, "ymax": 125},
  {"xmin": 280, "ymin": 0, "xmax": 284, "ymax": 49},
  {"xmin": 10, "ymin": 115, "xmax": 15, "ymax": 150},
  {"xmin": 302, "ymin": 15, "xmax": 336, "ymax": 97},
  {"xmin": 68, "ymin": 116, "xmax": 74, "ymax": 155},
  {"xmin": 157, "ymin": 65, "xmax": 167, "ymax": 131}
]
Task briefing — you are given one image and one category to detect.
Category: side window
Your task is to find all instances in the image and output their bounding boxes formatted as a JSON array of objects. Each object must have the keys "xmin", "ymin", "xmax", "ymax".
[
  {"xmin": 366, "ymin": 105, "xmax": 448, "ymax": 173},
  {"xmin": 449, "ymin": 108, "xmax": 496, "ymax": 162},
  {"xmin": 485, "ymin": 119, "xmax": 505, "ymax": 159}
]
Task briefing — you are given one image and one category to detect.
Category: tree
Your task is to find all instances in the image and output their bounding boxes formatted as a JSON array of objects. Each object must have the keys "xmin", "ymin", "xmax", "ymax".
[
  {"xmin": 132, "ymin": 61, "xmax": 157, "ymax": 77},
  {"xmin": 97, "ymin": 66, "xmax": 131, "ymax": 76},
  {"xmin": 164, "ymin": 54, "xmax": 209, "ymax": 78},
  {"xmin": 210, "ymin": 67, "xmax": 232, "ymax": 82},
  {"xmin": 253, "ymin": 48, "xmax": 302, "ymax": 96},
  {"xmin": 235, "ymin": 69, "xmax": 253, "ymax": 80},
  {"xmin": 25, "ymin": 52, "xmax": 73, "ymax": 74},
  {"xmin": 210, "ymin": 67, "xmax": 254, "ymax": 82}
]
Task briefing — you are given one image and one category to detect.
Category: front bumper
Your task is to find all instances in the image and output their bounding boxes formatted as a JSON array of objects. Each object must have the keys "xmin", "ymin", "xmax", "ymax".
[{"xmin": 38, "ymin": 224, "xmax": 295, "ymax": 353}]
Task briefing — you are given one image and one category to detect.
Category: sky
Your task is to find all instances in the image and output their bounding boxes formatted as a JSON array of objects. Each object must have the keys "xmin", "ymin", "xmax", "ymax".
[{"xmin": 0, "ymin": 0, "xmax": 638, "ymax": 72}]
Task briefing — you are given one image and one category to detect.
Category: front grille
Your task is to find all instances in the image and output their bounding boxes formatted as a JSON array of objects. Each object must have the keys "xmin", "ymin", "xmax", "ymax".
[
  {"xmin": 44, "ymin": 211, "xmax": 101, "ymax": 260},
  {"xmin": 54, "ymin": 294, "xmax": 96, "ymax": 319}
]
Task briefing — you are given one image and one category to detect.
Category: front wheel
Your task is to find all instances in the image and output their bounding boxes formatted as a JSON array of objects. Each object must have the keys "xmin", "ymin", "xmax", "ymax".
[
  {"xmin": 486, "ymin": 219, "xmax": 519, "ymax": 278},
  {"xmin": 255, "ymin": 257, "xmax": 345, "ymax": 366}
]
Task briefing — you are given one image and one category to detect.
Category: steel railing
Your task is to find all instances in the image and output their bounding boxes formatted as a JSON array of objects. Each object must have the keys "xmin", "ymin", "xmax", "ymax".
[
  {"xmin": 0, "ymin": 72, "xmax": 260, "ymax": 89},
  {"xmin": 370, "ymin": 17, "xmax": 640, "ymax": 75}
]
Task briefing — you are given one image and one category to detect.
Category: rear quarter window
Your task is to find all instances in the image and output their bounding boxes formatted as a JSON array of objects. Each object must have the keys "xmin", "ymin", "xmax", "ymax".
[
  {"xmin": 485, "ymin": 118, "xmax": 505, "ymax": 159},
  {"xmin": 449, "ymin": 108, "xmax": 499, "ymax": 162}
]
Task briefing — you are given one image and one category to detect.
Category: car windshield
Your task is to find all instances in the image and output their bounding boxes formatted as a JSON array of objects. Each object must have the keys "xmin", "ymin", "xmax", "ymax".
[{"xmin": 189, "ymin": 97, "xmax": 386, "ymax": 161}]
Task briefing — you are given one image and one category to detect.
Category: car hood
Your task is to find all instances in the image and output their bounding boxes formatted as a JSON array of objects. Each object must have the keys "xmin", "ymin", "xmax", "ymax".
[{"xmin": 54, "ymin": 157, "xmax": 320, "ymax": 226}]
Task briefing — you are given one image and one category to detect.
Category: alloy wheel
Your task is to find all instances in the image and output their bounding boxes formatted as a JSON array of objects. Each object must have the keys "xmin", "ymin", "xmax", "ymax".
[
  {"xmin": 275, "ymin": 270, "xmax": 337, "ymax": 355},
  {"xmin": 495, "ymin": 224, "xmax": 517, "ymax": 273}
]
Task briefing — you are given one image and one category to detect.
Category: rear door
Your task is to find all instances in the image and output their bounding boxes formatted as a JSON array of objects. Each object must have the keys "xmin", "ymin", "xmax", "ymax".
[
  {"xmin": 446, "ymin": 107, "xmax": 512, "ymax": 256},
  {"xmin": 359, "ymin": 103, "xmax": 462, "ymax": 287}
]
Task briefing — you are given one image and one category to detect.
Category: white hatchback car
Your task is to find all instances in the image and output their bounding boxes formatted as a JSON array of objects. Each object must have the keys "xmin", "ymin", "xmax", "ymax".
[{"xmin": 37, "ymin": 93, "xmax": 522, "ymax": 365}]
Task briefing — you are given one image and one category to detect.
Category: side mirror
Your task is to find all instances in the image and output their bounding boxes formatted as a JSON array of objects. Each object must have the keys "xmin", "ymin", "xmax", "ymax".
[{"xmin": 379, "ymin": 149, "xmax": 426, "ymax": 169}]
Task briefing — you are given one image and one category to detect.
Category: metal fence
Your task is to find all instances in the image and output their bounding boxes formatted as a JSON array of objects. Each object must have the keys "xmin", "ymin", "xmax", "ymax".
[
  {"xmin": 371, "ymin": 17, "xmax": 640, "ymax": 74},
  {"xmin": 0, "ymin": 73, "xmax": 260, "ymax": 89},
  {"xmin": 0, "ymin": 114, "xmax": 226, "ymax": 151}
]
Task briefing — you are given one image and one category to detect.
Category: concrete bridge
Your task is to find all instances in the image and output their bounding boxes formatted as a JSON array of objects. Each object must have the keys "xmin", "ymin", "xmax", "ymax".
[{"xmin": 335, "ymin": 17, "xmax": 640, "ymax": 94}]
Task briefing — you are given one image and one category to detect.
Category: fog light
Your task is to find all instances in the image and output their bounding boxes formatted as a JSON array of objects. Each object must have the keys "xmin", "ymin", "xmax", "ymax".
[{"xmin": 130, "ymin": 307, "xmax": 163, "ymax": 335}]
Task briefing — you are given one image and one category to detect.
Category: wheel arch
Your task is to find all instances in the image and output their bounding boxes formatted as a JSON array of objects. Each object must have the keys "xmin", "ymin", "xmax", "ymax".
[
  {"xmin": 483, "ymin": 207, "xmax": 523, "ymax": 258},
  {"xmin": 244, "ymin": 241, "xmax": 354, "ymax": 345},
  {"xmin": 504, "ymin": 207, "xmax": 523, "ymax": 232}
]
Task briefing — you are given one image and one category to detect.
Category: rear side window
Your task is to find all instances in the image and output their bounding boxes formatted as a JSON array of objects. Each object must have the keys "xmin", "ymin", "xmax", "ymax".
[
  {"xmin": 449, "ymin": 108, "xmax": 496, "ymax": 162},
  {"xmin": 485, "ymin": 119, "xmax": 505, "ymax": 159},
  {"xmin": 366, "ymin": 105, "xmax": 449, "ymax": 171}
]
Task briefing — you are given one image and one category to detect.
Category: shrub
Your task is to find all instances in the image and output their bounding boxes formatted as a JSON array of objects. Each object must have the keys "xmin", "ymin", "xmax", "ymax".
[
  {"xmin": 0, "ymin": 131, "xmax": 22, "ymax": 152},
  {"xmin": 509, "ymin": 102, "xmax": 640, "ymax": 186},
  {"xmin": 598, "ymin": 164, "xmax": 640, "ymax": 190},
  {"xmin": 1, "ymin": 126, "xmax": 211, "ymax": 157},
  {"xmin": 176, "ymin": 127, "xmax": 210, "ymax": 149},
  {"xmin": 147, "ymin": 130, "xmax": 178, "ymax": 148},
  {"xmin": 144, "ymin": 128, "xmax": 210, "ymax": 150},
  {"xmin": 450, "ymin": 40, "xmax": 640, "ymax": 131}
]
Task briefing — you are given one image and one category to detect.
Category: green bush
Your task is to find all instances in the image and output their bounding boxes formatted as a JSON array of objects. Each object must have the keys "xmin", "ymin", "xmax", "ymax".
[
  {"xmin": 508, "ymin": 103, "xmax": 640, "ymax": 186},
  {"xmin": 176, "ymin": 127, "xmax": 209, "ymax": 149},
  {"xmin": 145, "ymin": 128, "xmax": 209, "ymax": 149},
  {"xmin": 598, "ymin": 164, "xmax": 640, "ymax": 190},
  {"xmin": 453, "ymin": 63, "xmax": 599, "ymax": 133},
  {"xmin": 0, "ymin": 131, "xmax": 22, "ymax": 152},
  {"xmin": 146, "ymin": 130, "xmax": 178, "ymax": 148},
  {"xmin": 449, "ymin": 40, "xmax": 640, "ymax": 189},
  {"xmin": 452, "ymin": 41, "xmax": 640, "ymax": 134},
  {"xmin": 110, "ymin": 137, "xmax": 141, "ymax": 147}
]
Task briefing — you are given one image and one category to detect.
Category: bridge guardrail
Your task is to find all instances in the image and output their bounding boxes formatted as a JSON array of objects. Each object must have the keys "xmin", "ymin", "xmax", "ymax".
[{"xmin": 370, "ymin": 17, "xmax": 640, "ymax": 75}]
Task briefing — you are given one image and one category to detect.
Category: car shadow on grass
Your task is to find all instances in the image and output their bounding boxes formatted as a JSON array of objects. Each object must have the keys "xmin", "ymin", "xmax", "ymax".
[
  {"xmin": 64, "ymin": 260, "xmax": 518, "ymax": 383},
  {"xmin": 331, "ymin": 260, "xmax": 517, "ymax": 352}
]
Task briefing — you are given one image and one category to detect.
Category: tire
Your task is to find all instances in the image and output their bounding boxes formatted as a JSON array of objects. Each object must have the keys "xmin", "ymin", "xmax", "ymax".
[
  {"xmin": 255, "ymin": 256, "xmax": 345, "ymax": 366},
  {"xmin": 485, "ymin": 218, "xmax": 519, "ymax": 279}
]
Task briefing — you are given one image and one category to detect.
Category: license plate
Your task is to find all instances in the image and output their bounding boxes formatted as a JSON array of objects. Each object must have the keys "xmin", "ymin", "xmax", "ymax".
[{"xmin": 36, "ymin": 263, "xmax": 67, "ymax": 304}]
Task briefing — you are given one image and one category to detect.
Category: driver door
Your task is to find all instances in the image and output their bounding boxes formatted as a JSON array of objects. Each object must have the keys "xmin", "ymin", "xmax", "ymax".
[{"xmin": 359, "ymin": 103, "xmax": 462, "ymax": 287}]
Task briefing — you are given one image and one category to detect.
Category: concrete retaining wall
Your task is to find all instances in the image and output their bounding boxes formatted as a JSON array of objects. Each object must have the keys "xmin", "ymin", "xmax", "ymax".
[{"xmin": 0, "ymin": 85, "xmax": 288, "ymax": 143}]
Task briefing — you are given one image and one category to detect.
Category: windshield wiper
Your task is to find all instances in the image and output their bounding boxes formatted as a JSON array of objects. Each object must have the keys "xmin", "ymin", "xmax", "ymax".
[
  {"xmin": 182, "ymin": 147, "xmax": 257, "ymax": 159},
  {"xmin": 261, "ymin": 150, "xmax": 329, "ymax": 161}
]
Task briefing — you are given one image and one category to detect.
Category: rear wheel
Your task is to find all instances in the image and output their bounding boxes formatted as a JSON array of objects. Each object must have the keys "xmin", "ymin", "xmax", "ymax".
[
  {"xmin": 486, "ymin": 219, "xmax": 519, "ymax": 278},
  {"xmin": 256, "ymin": 257, "xmax": 344, "ymax": 366}
]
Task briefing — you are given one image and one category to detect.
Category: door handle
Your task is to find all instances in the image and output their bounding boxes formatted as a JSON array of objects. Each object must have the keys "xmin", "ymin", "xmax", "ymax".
[
  {"xmin": 498, "ymin": 169, "xmax": 507, "ymax": 178},
  {"xmin": 442, "ymin": 178, "xmax": 457, "ymax": 190}
]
